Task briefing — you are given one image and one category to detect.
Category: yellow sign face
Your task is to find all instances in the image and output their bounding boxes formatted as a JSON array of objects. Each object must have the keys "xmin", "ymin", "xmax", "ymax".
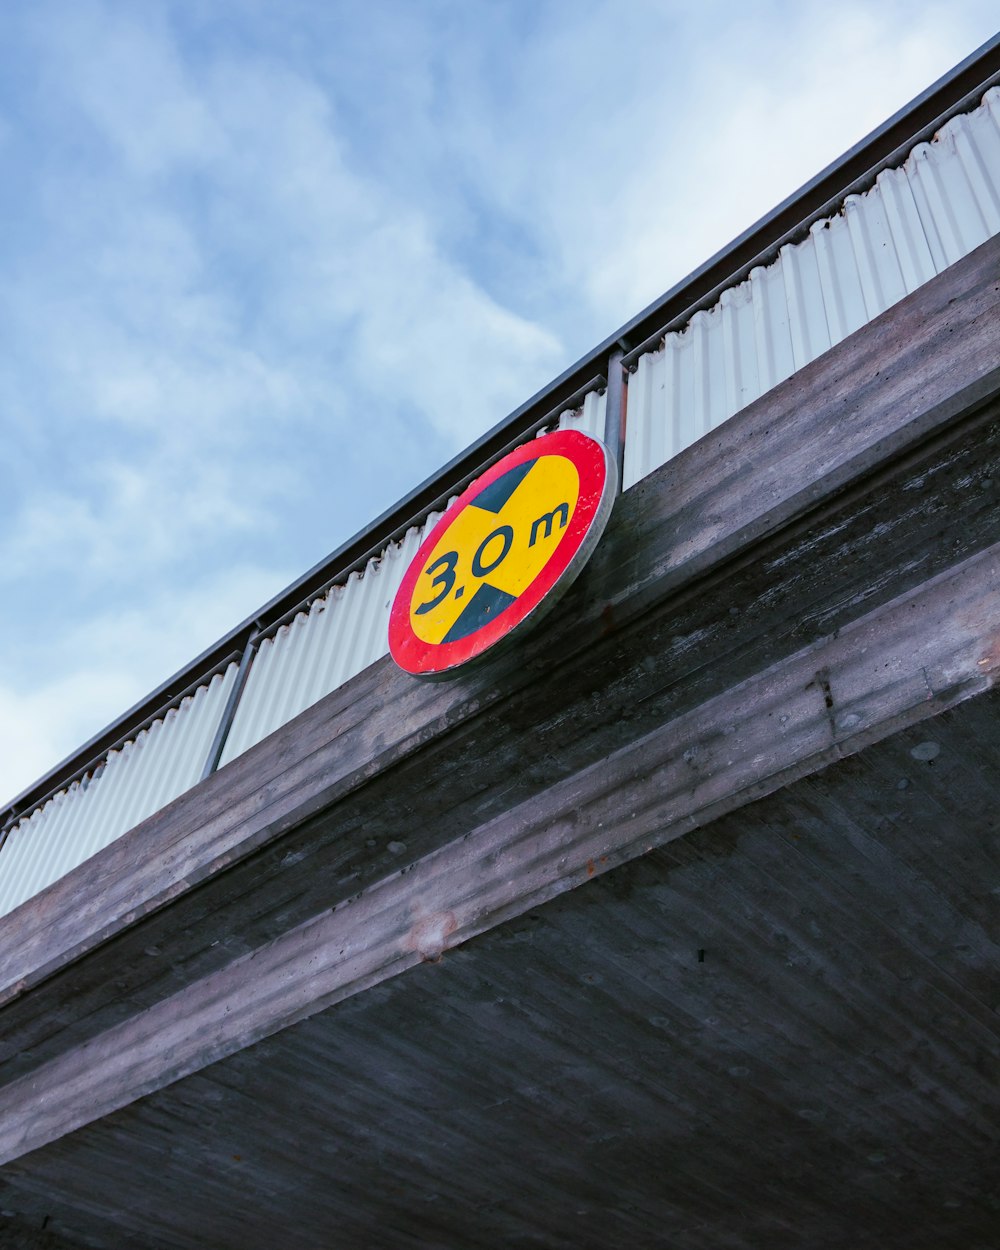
[
  {"xmin": 410, "ymin": 455, "xmax": 581, "ymax": 645},
  {"xmin": 389, "ymin": 428, "xmax": 615, "ymax": 678}
]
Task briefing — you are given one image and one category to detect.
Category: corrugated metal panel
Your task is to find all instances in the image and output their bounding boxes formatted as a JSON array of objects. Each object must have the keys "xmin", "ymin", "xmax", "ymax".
[
  {"xmin": 0, "ymin": 664, "xmax": 238, "ymax": 919},
  {"xmin": 623, "ymin": 86, "xmax": 1000, "ymax": 489},
  {"xmin": 218, "ymin": 522, "xmax": 436, "ymax": 766},
  {"xmin": 221, "ymin": 391, "xmax": 607, "ymax": 766},
  {"xmin": 557, "ymin": 388, "xmax": 607, "ymax": 439}
]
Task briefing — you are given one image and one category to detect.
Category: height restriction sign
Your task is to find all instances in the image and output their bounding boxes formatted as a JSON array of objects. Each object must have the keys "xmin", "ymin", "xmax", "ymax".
[{"xmin": 388, "ymin": 428, "xmax": 616, "ymax": 679}]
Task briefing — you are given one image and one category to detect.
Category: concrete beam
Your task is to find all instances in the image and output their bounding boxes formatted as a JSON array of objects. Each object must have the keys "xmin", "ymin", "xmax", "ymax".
[{"xmin": 1, "ymin": 536, "xmax": 998, "ymax": 1166}]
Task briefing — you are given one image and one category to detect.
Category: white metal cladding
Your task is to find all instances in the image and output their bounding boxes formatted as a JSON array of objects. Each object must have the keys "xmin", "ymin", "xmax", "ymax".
[
  {"xmin": 558, "ymin": 388, "xmax": 607, "ymax": 439},
  {"xmin": 0, "ymin": 664, "xmax": 238, "ymax": 919},
  {"xmin": 623, "ymin": 87, "xmax": 1000, "ymax": 490},
  {"xmin": 218, "ymin": 521, "xmax": 437, "ymax": 766},
  {"xmin": 220, "ymin": 391, "xmax": 608, "ymax": 766}
]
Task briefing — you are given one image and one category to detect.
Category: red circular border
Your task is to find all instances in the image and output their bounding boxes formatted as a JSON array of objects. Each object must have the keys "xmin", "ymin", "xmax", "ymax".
[{"xmin": 389, "ymin": 429, "xmax": 615, "ymax": 678}]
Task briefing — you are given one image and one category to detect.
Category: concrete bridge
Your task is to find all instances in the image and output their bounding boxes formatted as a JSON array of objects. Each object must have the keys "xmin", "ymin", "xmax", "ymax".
[{"xmin": 1, "ymin": 46, "xmax": 999, "ymax": 1250}]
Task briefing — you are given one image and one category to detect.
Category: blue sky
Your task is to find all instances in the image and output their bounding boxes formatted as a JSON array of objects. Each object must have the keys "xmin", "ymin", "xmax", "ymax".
[{"xmin": 1, "ymin": 1, "xmax": 997, "ymax": 805}]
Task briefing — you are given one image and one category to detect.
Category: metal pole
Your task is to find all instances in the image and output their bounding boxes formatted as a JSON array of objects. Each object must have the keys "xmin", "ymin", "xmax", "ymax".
[
  {"xmin": 200, "ymin": 632, "xmax": 259, "ymax": 782},
  {"xmin": 603, "ymin": 348, "xmax": 627, "ymax": 494}
]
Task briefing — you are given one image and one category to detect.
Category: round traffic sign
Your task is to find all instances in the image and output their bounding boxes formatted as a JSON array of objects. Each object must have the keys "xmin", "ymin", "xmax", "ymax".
[{"xmin": 388, "ymin": 428, "xmax": 615, "ymax": 678}]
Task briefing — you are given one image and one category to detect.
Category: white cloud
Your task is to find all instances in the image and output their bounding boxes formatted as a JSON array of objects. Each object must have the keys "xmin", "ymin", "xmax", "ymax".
[
  {"xmin": 32, "ymin": 0, "xmax": 224, "ymax": 178},
  {"xmin": 2, "ymin": 3, "xmax": 565, "ymax": 610}
]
